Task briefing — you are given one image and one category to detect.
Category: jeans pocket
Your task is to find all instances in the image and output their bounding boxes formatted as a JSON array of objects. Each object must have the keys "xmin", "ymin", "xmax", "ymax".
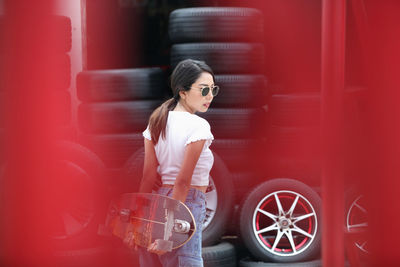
[{"xmin": 178, "ymin": 256, "xmax": 203, "ymax": 267}]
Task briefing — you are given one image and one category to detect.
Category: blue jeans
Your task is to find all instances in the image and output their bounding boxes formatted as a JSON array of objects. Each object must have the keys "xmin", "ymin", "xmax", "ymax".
[{"xmin": 139, "ymin": 187, "xmax": 206, "ymax": 267}]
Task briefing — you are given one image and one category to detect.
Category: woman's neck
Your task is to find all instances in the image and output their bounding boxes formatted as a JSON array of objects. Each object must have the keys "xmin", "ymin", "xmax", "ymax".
[{"xmin": 173, "ymin": 101, "xmax": 195, "ymax": 114}]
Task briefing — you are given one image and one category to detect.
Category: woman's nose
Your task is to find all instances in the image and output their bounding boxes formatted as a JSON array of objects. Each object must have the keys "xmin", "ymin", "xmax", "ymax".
[{"xmin": 206, "ymin": 89, "xmax": 213, "ymax": 99}]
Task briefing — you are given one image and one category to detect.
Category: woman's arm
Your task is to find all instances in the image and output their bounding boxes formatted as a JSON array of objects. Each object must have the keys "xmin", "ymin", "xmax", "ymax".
[
  {"xmin": 139, "ymin": 139, "xmax": 159, "ymax": 193},
  {"xmin": 172, "ymin": 140, "xmax": 206, "ymax": 203}
]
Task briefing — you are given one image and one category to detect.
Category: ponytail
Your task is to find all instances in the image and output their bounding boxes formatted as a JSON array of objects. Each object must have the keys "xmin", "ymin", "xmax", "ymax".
[
  {"xmin": 148, "ymin": 97, "xmax": 178, "ymax": 145},
  {"xmin": 148, "ymin": 59, "xmax": 214, "ymax": 145}
]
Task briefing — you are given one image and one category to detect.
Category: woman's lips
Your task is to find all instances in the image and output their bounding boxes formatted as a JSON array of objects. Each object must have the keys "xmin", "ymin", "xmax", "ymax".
[{"xmin": 203, "ymin": 103, "xmax": 210, "ymax": 108}]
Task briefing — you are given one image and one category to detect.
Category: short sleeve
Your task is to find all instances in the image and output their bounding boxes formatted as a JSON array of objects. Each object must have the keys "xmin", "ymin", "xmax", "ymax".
[
  {"xmin": 185, "ymin": 119, "xmax": 214, "ymax": 147},
  {"xmin": 143, "ymin": 125, "xmax": 151, "ymax": 140}
]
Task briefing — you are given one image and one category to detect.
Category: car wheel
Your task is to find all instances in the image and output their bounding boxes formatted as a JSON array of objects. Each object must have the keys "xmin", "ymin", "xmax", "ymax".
[
  {"xmin": 240, "ymin": 178, "xmax": 321, "ymax": 263},
  {"xmin": 202, "ymin": 152, "xmax": 233, "ymax": 246},
  {"xmin": 0, "ymin": 141, "xmax": 107, "ymax": 250},
  {"xmin": 345, "ymin": 191, "xmax": 369, "ymax": 255}
]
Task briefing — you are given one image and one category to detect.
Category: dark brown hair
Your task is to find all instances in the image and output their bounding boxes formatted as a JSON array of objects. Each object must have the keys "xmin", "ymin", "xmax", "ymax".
[{"xmin": 148, "ymin": 59, "xmax": 215, "ymax": 144}]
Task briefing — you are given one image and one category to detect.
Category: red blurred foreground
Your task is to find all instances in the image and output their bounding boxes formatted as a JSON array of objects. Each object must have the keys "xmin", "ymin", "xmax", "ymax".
[{"xmin": 1, "ymin": 0, "xmax": 400, "ymax": 266}]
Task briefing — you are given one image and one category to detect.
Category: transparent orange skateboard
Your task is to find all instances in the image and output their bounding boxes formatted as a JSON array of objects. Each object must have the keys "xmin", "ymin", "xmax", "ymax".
[{"xmin": 99, "ymin": 193, "xmax": 196, "ymax": 252}]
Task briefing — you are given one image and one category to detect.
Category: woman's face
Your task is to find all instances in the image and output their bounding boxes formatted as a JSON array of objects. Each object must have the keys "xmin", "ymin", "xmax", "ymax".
[{"xmin": 180, "ymin": 72, "xmax": 214, "ymax": 113}]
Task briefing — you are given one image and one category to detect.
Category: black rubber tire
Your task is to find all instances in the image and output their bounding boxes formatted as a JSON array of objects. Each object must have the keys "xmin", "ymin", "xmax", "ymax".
[
  {"xmin": 50, "ymin": 141, "xmax": 108, "ymax": 249},
  {"xmin": 231, "ymin": 172, "xmax": 266, "ymax": 204},
  {"xmin": 54, "ymin": 245, "xmax": 114, "ymax": 267},
  {"xmin": 268, "ymin": 94, "xmax": 320, "ymax": 127},
  {"xmin": 263, "ymin": 156, "xmax": 321, "ymax": 187},
  {"xmin": 202, "ymin": 152, "xmax": 234, "ymax": 246},
  {"xmin": 0, "ymin": 141, "xmax": 107, "ymax": 250},
  {"xmin": 122, "ymin": 148, "xmax": 234, "ymax": 246},
  {"xmin": 211, "ymin": 138, "xmax": 265, "ymax": 173},
  {"xmin": 79, "ymin": 133, "xmax": 143, "ymax": 169},
  {"xmin": 213, "ymin": 75, "xmax": 268, "ymax": 108},
  {"xmin": 171, "ymin": 43, "xmax": 265, "ymax": 74},
  {"xmin": 202, "ymin": 242, "xmax": 237, "ymax": 267},
  {"xmin": 0, "ymin": 15, "xmax": 70, "ymax": 52},
  {"xmin": 121, "ymin": 147, "xmax": 150, "ymax": 194},
  {"xmin": 169, "ymin": 7, "xmax": 263, "ymax": 43},
  {"xmin": 50, "ymin": 15, "xmax": 72, "ymax": 53},
  {"xmin": 77, "ymin": 68, "xmax": 166, "ymax": 102},
  {"xmin": 239, "ymin": 257, "xmax": 321, "ymax": 267},
  {"xmin": 199, "ymin": 108, "xmax": 267, "ymax": 139},
  {"xmin": 54, "ymin": 240, "xmax": 139, "ymax": 267},
  {"xmin": 240, "ymin": 178, "xmax": 322, "ymax": 263},
  {"xmin": 78, "ymin": 100, "xmax": 162, "ymax": 134},
  {"xmin": 0, "ymin": 90, "xmax": 71, "ymax": 127},
  {"xmin": 265, "ymin": 126, "xmax": 321, "ymax": 160}
]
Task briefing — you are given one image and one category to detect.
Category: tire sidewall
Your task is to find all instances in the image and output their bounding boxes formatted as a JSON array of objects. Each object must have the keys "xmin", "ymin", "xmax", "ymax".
[
  {"xmin": 202, "ymin": 152, "xmax": 234, "ymax": 246},
  {"xmin": 240, "ymin": 178, "xmax": 322, "ymax": 263}
]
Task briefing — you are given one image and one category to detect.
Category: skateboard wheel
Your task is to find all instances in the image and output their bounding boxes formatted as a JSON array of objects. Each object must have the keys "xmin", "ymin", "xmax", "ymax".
[{"xmin": 174, "ymin": 219, "xmax": 190, "ymax": 234}]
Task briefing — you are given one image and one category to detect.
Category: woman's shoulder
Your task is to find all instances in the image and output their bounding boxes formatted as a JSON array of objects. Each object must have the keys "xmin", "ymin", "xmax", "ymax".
[
  {"xmin": 169, "ymin": 111, "xmax": 211, "ymax": 130},
  {"xmin": 190, "ymin": 113, "xmax": 211, "ymax": 129}
]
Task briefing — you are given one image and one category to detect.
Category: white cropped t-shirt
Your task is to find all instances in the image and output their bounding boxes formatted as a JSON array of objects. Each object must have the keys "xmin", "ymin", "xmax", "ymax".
[{"xmin": 142, "ymin": 111, "xmax": 214, "ymax": 187}]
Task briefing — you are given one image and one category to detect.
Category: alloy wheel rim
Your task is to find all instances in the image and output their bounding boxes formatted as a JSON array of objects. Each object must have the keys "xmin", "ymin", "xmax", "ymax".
[
  {"xmin": 346, "ymin": 195, "xmax": 368, "ymax": 254},
  {"xmin": 203, "ymin": 176, "xmax": 217, "ymax": 230},
  {"xmin": 252, "ymin": 190, "xmax": 318, "ymax": 257}
]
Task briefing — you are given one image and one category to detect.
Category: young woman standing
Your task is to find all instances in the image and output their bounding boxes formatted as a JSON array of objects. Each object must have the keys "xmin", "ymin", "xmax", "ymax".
[{"xmin": 138, "ymin": 59, "xmax": 219, "ymax": 267}]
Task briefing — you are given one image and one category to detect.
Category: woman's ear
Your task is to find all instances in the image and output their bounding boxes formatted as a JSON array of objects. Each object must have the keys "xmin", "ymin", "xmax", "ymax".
[{"xmin": 179, "ymin": 90, "xmax": 186, "ymax": 100}]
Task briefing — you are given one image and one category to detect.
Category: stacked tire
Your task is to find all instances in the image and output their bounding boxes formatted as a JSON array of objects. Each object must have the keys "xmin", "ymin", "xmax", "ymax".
[
  {"xmin": 238, "ymin": 85, "xmax": 324, "ymax": 264},
  {"xmin": 47, "ymin": 15, "xmax": 73, "ymax": 138},
  {"xmin": 0, "ymin": 15, "xmax": 72, "ymax": 161},
  {"xmin": 35, "ymin": 17, "xmax": 110, "ymax": 259},
  {"xmin": 76, "ymin": 68, "xmax": 167, "ymax": 194},
  {"xmin": 264, "ymin": 92, "xmax": 321, "ymax": 183},
  {"xmin": 75, "ymin": 68, "xmax": 169, "ymax": 265},
  {"xmin": 169, "ymin": 7, "xmax": 268, "ymax": 266}
]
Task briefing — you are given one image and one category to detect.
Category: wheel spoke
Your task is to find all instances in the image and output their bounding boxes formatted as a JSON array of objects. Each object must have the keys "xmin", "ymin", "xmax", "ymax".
[
  {"xmin": 272, "ymin": 229, "xmax": 284, "ymax": 251},
  {"xmin": 285, "ymin": 230, "xmax": 297, "ymax": 253},
  {"xmin": 292, "ymin": 225, "xmax": 313, "ymax": 239},
  {"xmin": 274, "ymin": 193, "xmax": 285, "ymax": 216},
  {"xmin": 288, "ymin": 195, "xmax": 299, "ymax": 217},
  {"xmin": 293, "ymin": 212, "xmax": 315, "ymax": 223},
  {"xmin": 354, "ymin": 202, "xmax": 367, "ymax": 214},
  {"xmin": 348, "ymin": 222, "xmax": 368, "ymax": 229},
  {"xmin": 257, "ymin": 208, "xmax": 278, "ymax": 220},
  {"xmin": 358, "ymin": 241, "xmax": 367, "ymax": 250},
  {"xmin": 256, "ymin": 223, "xmax": 279, "ymax": 235}
]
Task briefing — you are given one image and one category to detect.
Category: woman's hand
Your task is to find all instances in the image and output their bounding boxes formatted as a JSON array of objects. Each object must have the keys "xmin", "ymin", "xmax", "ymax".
[
  {"xmin": 123, "ymin": 231, "xmax": 138, "ymax": 251},
  {"xmin": 147, "ymin": 241, "xmax": 168, "ymax": 255}
]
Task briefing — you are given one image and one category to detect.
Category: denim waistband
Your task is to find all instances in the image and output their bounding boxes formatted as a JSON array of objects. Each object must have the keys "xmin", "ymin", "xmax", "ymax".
[{"xmin": 158, "ymin": 187, "xmax": 206, "ymax": 202}]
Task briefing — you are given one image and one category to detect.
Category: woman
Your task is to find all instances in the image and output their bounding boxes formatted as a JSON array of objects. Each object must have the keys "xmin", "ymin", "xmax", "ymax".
[{"xmin": 138, "ymin": 59, "xmax": 219, "ymax": 267}]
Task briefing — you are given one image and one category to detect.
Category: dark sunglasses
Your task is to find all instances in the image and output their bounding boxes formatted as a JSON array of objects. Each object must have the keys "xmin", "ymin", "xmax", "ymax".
[{"xmin": 200, "ymin": 85, "xmax": 220, "ymax": 97}]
